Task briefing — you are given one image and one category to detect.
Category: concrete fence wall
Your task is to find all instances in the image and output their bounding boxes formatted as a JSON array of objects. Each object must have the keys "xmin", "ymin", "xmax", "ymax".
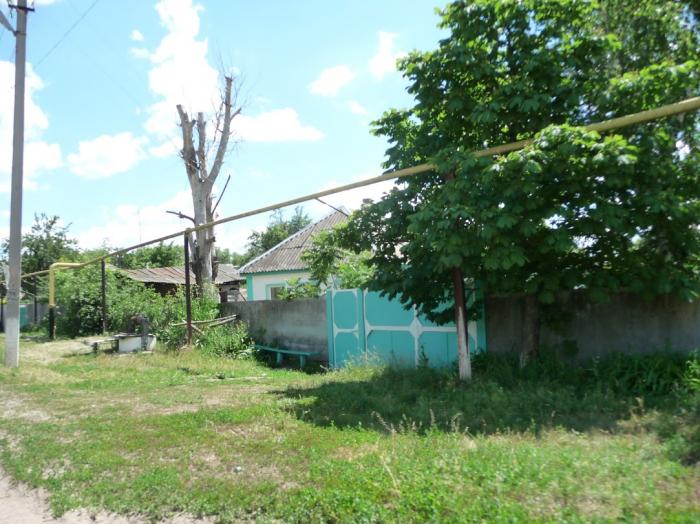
[
  {"xmin": 221, "ymin": 298, "xmax": 327, "ymax": 358},
  {"xmin": 221, "ymin": 292, "xmax": 700, "ymax": 364},
  {"xmin": 486, "ymin": 292, "xmax": 700, "ymax": 359}
]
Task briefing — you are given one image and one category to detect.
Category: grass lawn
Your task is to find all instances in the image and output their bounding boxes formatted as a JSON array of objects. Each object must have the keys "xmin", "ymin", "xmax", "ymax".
[{"xmin": 0, "ymin": 337, "xmax": 698, "ymax": 522}]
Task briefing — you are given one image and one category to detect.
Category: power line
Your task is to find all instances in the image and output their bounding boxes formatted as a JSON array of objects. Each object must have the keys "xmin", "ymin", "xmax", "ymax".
[{"xmin": 34, "ymin": 0, "xmax": 102, "ymax": 69}]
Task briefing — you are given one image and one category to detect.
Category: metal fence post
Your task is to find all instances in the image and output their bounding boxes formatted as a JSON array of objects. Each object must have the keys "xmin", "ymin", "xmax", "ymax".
[
  {"xmin": 184, "ymin": 232, "xmax": 193, "ymax": 345},
  {"xmin": 101, "ymin": 259, "xmax": 107, "ymax": 334}
]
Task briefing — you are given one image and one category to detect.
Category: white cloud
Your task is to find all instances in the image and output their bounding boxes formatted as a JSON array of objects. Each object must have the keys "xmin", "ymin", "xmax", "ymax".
[
  {"xmin": 74, "ymin": 185, "xmax": 260, "ymax": 253},
  {"xmin": 130, "ymin": 29, "xmax": 144, "ymax": 42},
  {"xmin": 143, "ymin": 0, "xmax": 220, "ymax": 138},
  {"xmin": 149, "ymin": 140, "xmax": 179, "ymax": 158},
  {"xmin": 0, "ymin": 61, "xmax": 62, "ymax": 192},
  {"xmin": 234, "ymin": 109, "xmax": 323, "ymax": 142},
  {"xmin": 24, "ymin": 142, "xmax": 63, "ymax": 189},
  {"xmin": 130, "ymin": 47, "xmax": 150, "ymax": 59},
  {"xmin": 75, "ymin": 190, "xmax": 194, "ymax": 249},
  {"xmin": 140, "ymin": 0, "xmax": 322, "ymax": 152},
  {"xmin": 309, "ymin": 65, "xmax": 356, "ymax": 97},
  {"xmin": 68, "ymin": 132, "xmax": 147, "ymax": 179},
  {"xmin": 347, "ymin": 100, "xmax": 368, "ymax": 115},
  {"xmin": 369, "ymin": 31, "xmax": 405, "ymax": 80}
]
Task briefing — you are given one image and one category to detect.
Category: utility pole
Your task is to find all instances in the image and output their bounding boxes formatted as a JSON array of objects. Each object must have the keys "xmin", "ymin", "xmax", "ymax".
[{"xmin": 3, "ymin": 1, "xmax": 30, "ymax": 368}]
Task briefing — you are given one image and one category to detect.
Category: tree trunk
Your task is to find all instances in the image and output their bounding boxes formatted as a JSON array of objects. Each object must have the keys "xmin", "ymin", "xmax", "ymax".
[
  {"xmin": 520, "ymin": 294, "xmax": 540, "ymax": 367},
  {"xmin": 190, "ymin": 182, "xmax": 215, "ymax": 297},
  {"xmin": 176, "ymin": 76, "xmax": 239, "ymax": 300},
  {"xmin": 444, "ymin": 170, "xmax": 472, "ymax": 381},
  {"xmin": 452, "ymin": 267, "xmax": 472, "ymax": 381}
]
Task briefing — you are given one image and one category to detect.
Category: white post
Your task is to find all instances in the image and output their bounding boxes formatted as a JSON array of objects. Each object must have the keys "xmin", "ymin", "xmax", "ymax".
[{"xmin": 5, "ymin": 0, "xmax": 29, "ymax": 368}]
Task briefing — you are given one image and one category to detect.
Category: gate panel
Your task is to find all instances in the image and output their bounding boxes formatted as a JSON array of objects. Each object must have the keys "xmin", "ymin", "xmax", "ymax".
[
  {"xmin": 327, "ymin": 287, "xmax": 487, "ymax": 369},
  {"xmin": 327, "ymin": 289, "xmax": 364, "ymax": 368}
]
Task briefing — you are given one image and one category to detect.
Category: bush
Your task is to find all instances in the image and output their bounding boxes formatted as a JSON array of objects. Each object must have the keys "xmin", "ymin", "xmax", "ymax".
[
  {"xmin": 54, "ymin": 264, "xmax": 220, "ymax": 349},
  {"xmin": 471, "ymin": 350, "xmax": 692, "ymax": 397},
  {"xmin": 655, "ymin": 356, "xmax": 700, "ymax": 464},
  {"xmin": 195, "ymin": 321, "xmax": 255, "ymax": 359}
]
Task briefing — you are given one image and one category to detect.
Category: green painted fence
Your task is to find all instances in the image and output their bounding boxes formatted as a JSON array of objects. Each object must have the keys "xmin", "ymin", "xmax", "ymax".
[{"xmin": 326, "ymin": 288, "xmax": 486, "ymax": 369}]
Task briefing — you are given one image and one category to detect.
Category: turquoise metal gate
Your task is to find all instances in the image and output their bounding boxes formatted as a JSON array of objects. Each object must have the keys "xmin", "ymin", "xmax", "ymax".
[{"xmin": 326, "ymin": 289, "xmax": 486, "ymax": 369}]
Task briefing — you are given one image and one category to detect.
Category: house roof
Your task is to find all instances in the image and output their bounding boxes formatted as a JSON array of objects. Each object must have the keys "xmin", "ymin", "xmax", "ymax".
[
  {"xmin": 122, "ymin": 263, "xmax": 243, "ymax": 285},
  {"xmin": 239, "ymin": 210, "xmax": 348, "ymax": 275}
]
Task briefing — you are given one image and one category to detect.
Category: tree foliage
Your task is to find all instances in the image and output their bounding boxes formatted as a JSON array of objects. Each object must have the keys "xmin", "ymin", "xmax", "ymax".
[
  {"xmin": 301, "ymin": 225, "xmax": 374, "ymax": 290},
  {"xmin": 1, "ymin": 213, "xmax": 78, "ymax": 275},
  {"xmin": 244, "ymin": 207, "xmax": 312, "ymax": 262},
  {"xmin": 215, "ymin": 247, "xmax": 248, "ymax": 267},
  {"xmin": 343, "ymin": 0, "xmax": 700, "ymax": 355},
  {"xmin": 112, "ymin": 243, "xmax": 184, "ymax": 270}
]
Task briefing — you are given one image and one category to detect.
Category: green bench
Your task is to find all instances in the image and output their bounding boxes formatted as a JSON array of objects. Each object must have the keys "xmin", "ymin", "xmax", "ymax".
[{"xmin": 255, "ymin": 345, "xmax": 319, "ymax": 369}]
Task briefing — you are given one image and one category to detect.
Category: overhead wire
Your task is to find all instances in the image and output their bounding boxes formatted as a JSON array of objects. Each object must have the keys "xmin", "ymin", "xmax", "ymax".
[{"xmin": 34, "ymin": 0, "xmax": 102, "ymax": 69}]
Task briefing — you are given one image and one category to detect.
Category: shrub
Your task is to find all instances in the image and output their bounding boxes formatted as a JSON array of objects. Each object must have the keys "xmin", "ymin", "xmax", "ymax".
[
  {"xmin": 195, "ymin": 321, "xmax": 255, "ymax": 359},
  {"xmin": 658, "ymin": 355, "xmax": 700, "ymax": 464},
  {"xmin": 54, "ymin": 264, "xmax": 220, "ymax": 349},
  {"xmin": 471, "ymin": 350, "xmax": 691, "ymax": 397}
]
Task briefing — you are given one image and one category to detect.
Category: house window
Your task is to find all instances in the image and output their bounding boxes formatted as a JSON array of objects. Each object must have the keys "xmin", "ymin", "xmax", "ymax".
[{"xmin": 268, "ymin": 285, "xmax": 285, "ymax": 300}]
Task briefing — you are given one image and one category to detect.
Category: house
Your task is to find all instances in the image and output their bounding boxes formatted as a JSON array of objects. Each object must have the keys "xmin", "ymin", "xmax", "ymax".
[
  {"xmin": 122, "ymin": 263, "xmax": 245, "ymax": 302},
  {"xmin": 239, "ymin": 210, "xmax": 348, "ymax": 300}
]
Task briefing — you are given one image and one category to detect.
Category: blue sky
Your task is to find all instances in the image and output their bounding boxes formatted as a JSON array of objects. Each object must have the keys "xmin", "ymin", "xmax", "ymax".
[{"xmin": 0, "ymin": 0, "xmax": 445, "ymax": 252}]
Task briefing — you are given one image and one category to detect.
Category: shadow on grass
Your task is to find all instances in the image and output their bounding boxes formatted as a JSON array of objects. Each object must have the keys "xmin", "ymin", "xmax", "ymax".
[
  {"xmin": 253, "ymin": 350, "xmax": 327, "ymax": 375},
  {"xmin": 277, "ymin": 352, "xmax": 691, "ymax": 436}
]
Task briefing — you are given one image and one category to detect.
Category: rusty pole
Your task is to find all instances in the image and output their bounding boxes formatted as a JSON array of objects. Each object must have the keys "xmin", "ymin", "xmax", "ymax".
[
  {"xmin": 101, "ymin": 259, "xmax": 107, "ymax": 334},
  {"xmin": 184, "ymin": 232, "xmax": 193, "ymax": 345}
]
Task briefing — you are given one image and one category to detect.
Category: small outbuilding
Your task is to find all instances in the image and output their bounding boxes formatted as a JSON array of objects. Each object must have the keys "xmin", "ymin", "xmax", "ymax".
[{"xmin": 122, "ymin": 264, "xmax": 245, "ymax": 302}]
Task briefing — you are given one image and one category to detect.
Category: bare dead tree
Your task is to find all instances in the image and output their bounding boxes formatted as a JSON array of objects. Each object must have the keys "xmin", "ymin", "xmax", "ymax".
[{"xmin": 176, "ymin": 76, "xmax": 241, "ymax": 297}]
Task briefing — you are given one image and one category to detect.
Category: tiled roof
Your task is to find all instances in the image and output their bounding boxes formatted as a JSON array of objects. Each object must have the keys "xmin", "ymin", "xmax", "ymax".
[
  {"xmin": 123, "ymin": 263, "xmax": 243, "ymax": 285},
  {"xmin": 239, "ymin": 210, "xmax": 348, "ymax": 274}
]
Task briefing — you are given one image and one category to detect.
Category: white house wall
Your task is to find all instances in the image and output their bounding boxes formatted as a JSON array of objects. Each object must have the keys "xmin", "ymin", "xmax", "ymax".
[{"xmin": 249, "ymin": 271, "xmax": 310, "ymax": 301}]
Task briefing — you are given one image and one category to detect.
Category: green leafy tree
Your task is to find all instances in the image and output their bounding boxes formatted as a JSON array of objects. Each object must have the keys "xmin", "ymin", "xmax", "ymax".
[
  {"xmin": 344, "ymin": 0, "xmax": 700, "ymax": 375},
  {"xmin": 244, "ymin": 207, "xmax": 311, "ymax": 262},
  {"xmin": 302, "ymin": 225, "xmax": 374, "ymax": 289},
  {"xmin": 112, "ymin": 242, "xmax": 184, "ymax": 269},
  {"xmin": 215, "ymin": 247, "xmax": 248, "ymax": 268},
  {"xmin": 1, "ymin": 214, "xmax": 78, "ymax": 303},
  {"xmin": 278, "ymin": 277, "xmax": 322, "ymax": 300},
  {"xmin": 1, "ymin": 213, "xmax": 78, "ymax": 275}
]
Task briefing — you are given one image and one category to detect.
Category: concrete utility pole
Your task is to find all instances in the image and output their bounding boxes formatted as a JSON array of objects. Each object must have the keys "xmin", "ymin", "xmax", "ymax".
[{"xmin": 3, "ymin": 0, "xmax": 30, "ymax": 368}]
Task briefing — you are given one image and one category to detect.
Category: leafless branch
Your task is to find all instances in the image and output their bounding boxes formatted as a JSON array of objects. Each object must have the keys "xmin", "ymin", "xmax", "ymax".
[
  {"xmin": 211, "ymin": 174, "xmax": 231, "ymax": 216},
  {"xmin": 196, "ymin": 112, "xmax": 207, "ymax": 181},
  {"xmin": 166, "ymin": 210, "xmax": 195, "ymax": 224},
  {"xmin": 176, "ymin": 104, "xmax": 198, "ymax": 185}
]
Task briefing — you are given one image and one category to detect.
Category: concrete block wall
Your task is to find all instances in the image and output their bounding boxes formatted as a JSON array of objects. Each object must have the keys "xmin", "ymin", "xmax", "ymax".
[
  {"xmin": 486, "ymin": 292, "xmax": 700, "ymax": 359},
  {"xmin": 222, "ymin": 292, "xmax": 700, "ymax": 364},
  {"xmin": 221, "ymin": 298, "xmax": 327, "ymax": 358}
]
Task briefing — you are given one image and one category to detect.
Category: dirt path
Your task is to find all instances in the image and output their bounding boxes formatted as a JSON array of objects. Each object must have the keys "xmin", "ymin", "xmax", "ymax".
[
  {"xmin": 0, "ymin": 471, "xmax": 138, "ymax": 523},
  {"xmin": 0, "ymin": 470, "xmax": 211, "ymax": 524}
]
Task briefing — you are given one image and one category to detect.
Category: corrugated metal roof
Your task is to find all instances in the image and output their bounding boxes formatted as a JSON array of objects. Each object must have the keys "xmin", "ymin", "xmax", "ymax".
[
  {"xmin": 239, "ymin": 210, "xmax": 348, "ymax": 274},
  {"xmin": 123, "ymin": 263, "xmax": 243, "ymax": 284}
]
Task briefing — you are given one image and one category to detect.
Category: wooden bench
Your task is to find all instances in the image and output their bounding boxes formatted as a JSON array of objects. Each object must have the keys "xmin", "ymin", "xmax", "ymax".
[{"xmin": 255, "ymin": 345, "xmax": 318, "ymax": 369}]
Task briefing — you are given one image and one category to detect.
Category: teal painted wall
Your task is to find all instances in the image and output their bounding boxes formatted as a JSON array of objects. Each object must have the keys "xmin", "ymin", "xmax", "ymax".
[{"xmin": 245, "ymin": 275, "xmax": 254, "ymax": 301}]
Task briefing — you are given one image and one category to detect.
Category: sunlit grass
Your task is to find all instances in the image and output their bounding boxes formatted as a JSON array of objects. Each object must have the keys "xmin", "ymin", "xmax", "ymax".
[{"xmin": 0, "ymin": 337, "xmax": 698, "ymax": 522}]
